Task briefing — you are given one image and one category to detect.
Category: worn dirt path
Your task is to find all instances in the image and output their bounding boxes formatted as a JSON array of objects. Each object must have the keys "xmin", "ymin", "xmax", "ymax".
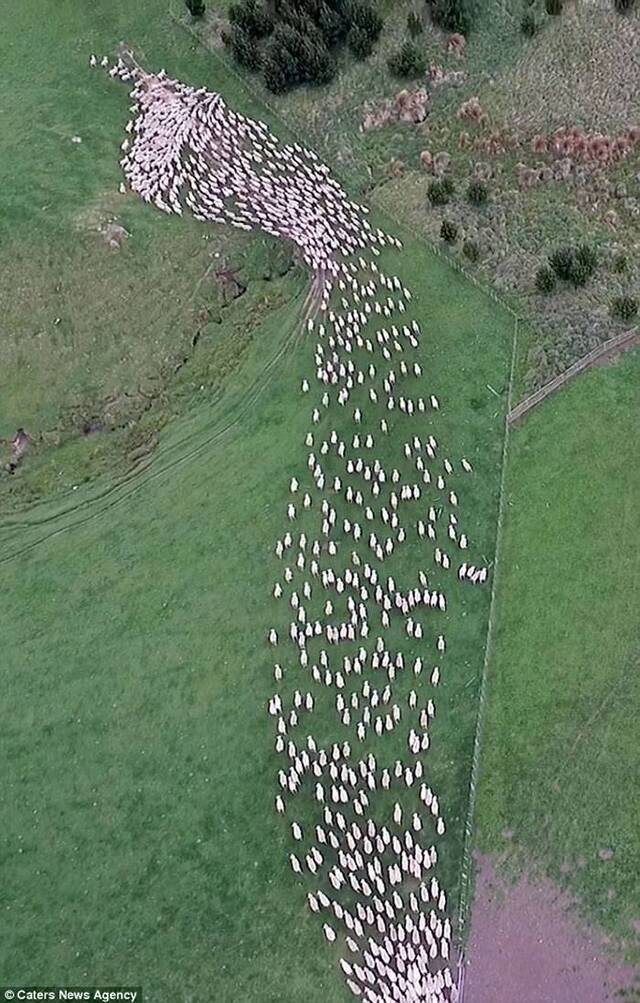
[{"xmin": 463, "ymin": 855, "xmax": 640, "ymax": 1003}]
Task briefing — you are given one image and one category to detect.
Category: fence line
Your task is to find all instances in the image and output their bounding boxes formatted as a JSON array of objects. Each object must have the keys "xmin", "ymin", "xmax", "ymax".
[
  {"xmin": 507, "ymin": 327, "xmax": 640, "ymax": 424},
  {"xmin": 455, "ymin": 316, "xmax": 519, "ymax": 1001}
]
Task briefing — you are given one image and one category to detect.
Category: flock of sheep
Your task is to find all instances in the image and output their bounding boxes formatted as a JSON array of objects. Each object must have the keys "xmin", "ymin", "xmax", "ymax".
[{"xmin": 98, "ymin": 53, "xmax": 489, "ymax": 1003}]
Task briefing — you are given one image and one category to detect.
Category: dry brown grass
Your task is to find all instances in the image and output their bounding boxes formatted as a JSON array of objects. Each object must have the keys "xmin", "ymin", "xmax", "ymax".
[{"xmin": 493, "ymin": 5, "xmax": 640, "ymax": 134}]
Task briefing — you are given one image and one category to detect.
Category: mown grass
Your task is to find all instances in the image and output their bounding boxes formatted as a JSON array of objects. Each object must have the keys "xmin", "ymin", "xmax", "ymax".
[
  {"xmin": 1, "ymin": 201, "xmax": 515, "ymax": 1000},
  {"xmin": 474, "ymin": 349, "xmax": 640, "ymax": 961}
]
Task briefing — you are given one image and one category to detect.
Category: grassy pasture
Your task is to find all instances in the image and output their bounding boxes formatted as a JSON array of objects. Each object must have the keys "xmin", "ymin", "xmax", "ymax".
[
  {"xmin": 0, "ymin": 0, "xmax": 304, "ymax": 508},
  {"xmin": 1, "ymin": 203, "xmax": 516, "ymax": 1000},
  {"xmin": 474, "ymin": 349, "xmax": 640, "ymax": 961}
]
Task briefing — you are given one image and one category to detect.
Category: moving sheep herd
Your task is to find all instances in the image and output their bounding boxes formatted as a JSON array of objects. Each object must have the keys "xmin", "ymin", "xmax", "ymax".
[{"xmin": 94, "ymin": 50, "xmax": 491, "ymax": 1003}]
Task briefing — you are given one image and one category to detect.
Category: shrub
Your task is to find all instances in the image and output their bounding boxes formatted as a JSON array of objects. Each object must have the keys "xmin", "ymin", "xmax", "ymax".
[
  {"xmin": 568, "ymin": 259, "xmax": 591, "ymax": 287},
  {"xmin": 441, "ymin": 175, "xmax": 456, "ymax": 195},
  {"xmin": 228, "ymin": 0, "xmax": 272, "ymax": 37},
  {"xmin": 521, "ymin": 12, "xmax": 537, "ymax": 35},
  {"xmin": 611, "ymin": 295, "xmax": 638, "ymax": 321},
  {"xmin": 407, "ymin": 11, "xmax": 424, "ymax": 35},
  {"xmin": 545, "ymin": 0, "xmax": 563, "ymax": 13},
  {"xmin": 535, "ymin": 265, "xmax": 556, "ymax": 293},
  {"xmin": 186, "ymin": 0, "xmax": 206, "ymax": 14},
  {"xmin": 614, "ymin": 0, "xmax": 635, "ymax": 10},
  {"xmin": 463, "ymin": 239, "xmax": 480, "ymax": 262},
  {"xmin": 349, "ymin": 24, "xmax": 375, "ymax": 59},
  {"xmin": 388, "ymin": 40, "xmax": 426, "ymax": 78},
  {"xmin": 467, "ymin": 179, "xmax": 488, "ymax": 205},
  {"xmin": 575, "ymin": 243, "xmax": 598, "ymax": 273},
  {"xmin": 548, "ymin": 246, "xmax": 575, "ymax": 281},
  {"xmin": 317, "ymin": 2, "xmax": 345, "ymax": 46},
  {"xmin": 223, "ymin": 25, "xmax": 263, "ymax": 69},
  {"xmin": 431, "ymin": 0, "xmax": 475, "ymax": 34},
  {"xmin": 306, "ymin": 43, "xmax": 336, "ymax": 84},
  {"xmin": 548, "ymin": 243, "xmax": 597, "ymax": 286},
  {"xmin": 440, "ymin": 219, "xmax": 459, "ymax": 243},
  {"xmin": 613, "ymin": 253, "xmax": 628, "ymax": 273},
  {"xmin": 226, "ymin": 0, "xmax": 384, "ymax": 90},
  {"xmin": 262, "ymin": 46, "xmax": 294, "ymax": 92},
  {"xmin": 428, "ymin": 179, "xmax": 453, "ymax": 206},
  {"xmin": 351, "ymin": 1, "xmax": 384, "ymax": 42}
]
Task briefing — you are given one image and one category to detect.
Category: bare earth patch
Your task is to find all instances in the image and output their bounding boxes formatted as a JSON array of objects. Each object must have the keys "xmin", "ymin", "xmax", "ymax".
[{"xmin": 463, "ymin": 855, "xmax": 639, "ymax": 1003}]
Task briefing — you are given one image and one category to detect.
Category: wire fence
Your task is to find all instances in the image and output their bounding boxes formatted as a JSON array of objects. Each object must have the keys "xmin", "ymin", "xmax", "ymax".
[{"xmin": 507, "ymin": 326, "xmax": 640, "ymax": 424}]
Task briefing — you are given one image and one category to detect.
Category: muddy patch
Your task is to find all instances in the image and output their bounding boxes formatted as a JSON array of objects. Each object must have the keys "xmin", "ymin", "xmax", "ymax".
[{"xmin": 463, "ymin": 855, "xmax": 639, "ymax": 1003}]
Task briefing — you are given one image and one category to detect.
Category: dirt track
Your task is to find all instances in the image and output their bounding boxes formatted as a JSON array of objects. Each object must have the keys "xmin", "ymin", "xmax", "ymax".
[{"xmin": 463, "ymin": 855, "xmax": 640, "ymax": 1003}]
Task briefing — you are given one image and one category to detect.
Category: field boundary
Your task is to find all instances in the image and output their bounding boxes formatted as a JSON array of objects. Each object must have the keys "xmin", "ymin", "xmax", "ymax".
[
  {"xmin": 507, "ymin": 326, "xmax": 640, "ymax": 425},
  {"xmin": 455, "ymin": 316, "xmax": 519, "ymax": 1001}
]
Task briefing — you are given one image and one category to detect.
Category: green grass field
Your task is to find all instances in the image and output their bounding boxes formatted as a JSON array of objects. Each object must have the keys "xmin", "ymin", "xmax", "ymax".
[
  {"xmin": 0, "ymin": 0, "xmax": 306, "ymax": 509},
  {"xmin": 1, "ymin": 9, "xmax": 518, "ymax": 994},
  {"xmin": 5, "ymin": 1, "xmax": 637, "ymax": 999},
  {"xmin": 475, "ymin": 349, "xmax": 640, "ymax": 959},
  {"xmin": 1, "ymin": 189, "xmax": 516, "ymax": 1001}
]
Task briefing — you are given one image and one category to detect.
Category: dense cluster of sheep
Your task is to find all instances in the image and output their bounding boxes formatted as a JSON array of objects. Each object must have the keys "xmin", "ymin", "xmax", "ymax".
[{"xmin": 97, "ymin": 52, "xmax": 490, "ymax": 1003}]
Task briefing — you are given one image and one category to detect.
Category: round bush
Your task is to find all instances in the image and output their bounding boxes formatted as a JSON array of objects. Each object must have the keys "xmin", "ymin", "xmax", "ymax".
[
  {"xmin": 440, "ymin": 219, "xmax": 458, "ymax": 243},
  {"xmin": 463, "ymin": 239, "xmax": 480, "ymax": 262},
  {"xmin": 351, "ymin": 1, "xmax": 384, "ymax": 42},
  {"xmin": 228, "ymin": 0, "xmax": 272, "ymax": 37},
  {"xmin": 186, "ymin": 0, "xmax": 206, "ymax": 14},
  {"xmin": 614, "ymin": 0, "xmax": 635, "ymax": 11},
  {"xmin": 467, "ymin": 179, "xmax": 488, "ymax": 205},
  {"xmin": 548, "ymin": 246, "xmax": 575, "ymax": 281},
  {"xmin": 535, "ymin": 265, "xmax": 556, "ymax": 294},
  {"xmin": 224, "ymin": 25, "xmax": 263, "ymax": 70},
  {"xmin": 611, "ymin": 295, "xmax": 638, "ymax": 321},
  {"xmin": 545, "ymin": 0, "xmax": 563, "ymax": 13},
  {"xmin": 428, "ymin": 179, "xmax": 452, "ymax": 206},
  {"xmin": 521, "ymin": 12, "xmax": 537, "ymax": 35},
  {"xmin": 568, "ymin": 259, "xmax": 591, "ymax": 287},
  {"xmin": 263, "ymin": 47, "xmax": 293, "ymax": 92},
  {"xmin": 349, "ymin": 24, "xmax": 375, "ymax": 59},
  {"xmin": 431, "ymin": 0, "xmax": 474, "ymax": 34},
  {"xmin": 575, "ymin": 242, "xmax": 598, "ymax": 273},
  {"xmin": 387, "ymin": 40, "xmax": 426, "ymax": 78}
]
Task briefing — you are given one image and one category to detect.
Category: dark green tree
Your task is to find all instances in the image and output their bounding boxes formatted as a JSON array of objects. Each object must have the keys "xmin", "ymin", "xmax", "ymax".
[
  {"xmin": 535, "ymin": 265, "xmax": 556, "ymax": 293},
  {"xmin": 431, "ymin": 0, "xmax": 475, "ymax": 34},
  {"xmin": 228, "ymin": 0, "xmax": 273, "ymax": 36},
  {"xmin": 223, "ymin": 23, "xmax": 264, "ymax": 69},
  {"xmin": 186, "ymin": 0, "xmax": 206, "ymax": 15},
  {"xmin": 463, "ymin": 239, "xmax": 480, "ymax": 262},
  {"xmin": 467, "ymin": 179, "xmax": 488, "ymax": 205},
  {"xmin": 428, "ymin": 179, "xmax": 453, "ymax": 206},
  {"xmin": 440, "ymin": 219, "xmax": 458, "ymax": 243},
  {"xmin": 549, "ymin": 245, "xmax": 576, "ymax": 281},
  {"xmin": 387, "ymin": 40, "xmax": 426, "ymax": 77},
  {"xmin": 351, "ymin": 1, "xmax": 384, "ymax": 41},
  {"xmin": 263, "ymin": 48, "xmax": 293, "ymax": 91},
  {"xmin": 349, "ymin": 24, "xmax": 375, "ymax": 59},
  {"xmin": 611, "ymin": 295, "xmax": 638, "ymax": 320}
]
